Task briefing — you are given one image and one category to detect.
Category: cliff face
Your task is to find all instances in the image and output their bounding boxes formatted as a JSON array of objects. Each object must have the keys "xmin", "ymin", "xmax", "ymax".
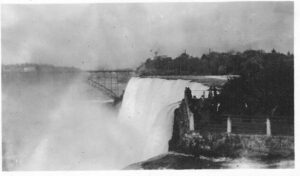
[
  {"xmin": 168, "ymin": 100, "xmax": 243, "ymax": 157},
  {"xmin": 168, "ymin": 100, "xmax": 190, "ymax": 152},
  {"xmin": 168, "ymin": 99, "xmax": 294, "ymax": 158}
]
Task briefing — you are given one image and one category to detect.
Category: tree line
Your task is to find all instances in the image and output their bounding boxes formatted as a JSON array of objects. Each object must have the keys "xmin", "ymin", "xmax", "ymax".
[{"xmin": 137, "ymin": 49, "xmax": 293, "ymax": 76}]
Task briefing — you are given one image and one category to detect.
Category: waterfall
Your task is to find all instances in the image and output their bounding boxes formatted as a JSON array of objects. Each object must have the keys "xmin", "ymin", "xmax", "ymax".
[
  {"xmin": 118, "ymin": 77, "xmax": 208, "ymax": 161},
  {"xmin": 8, "ymin": 76, "xmax": 208, "ymax": 170}
]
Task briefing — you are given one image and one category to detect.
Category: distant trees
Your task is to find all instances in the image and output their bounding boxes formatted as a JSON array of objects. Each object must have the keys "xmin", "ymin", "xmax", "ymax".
[{"xmin": 137, "ymin": 49, "xmax": 293, "ymax": 77}]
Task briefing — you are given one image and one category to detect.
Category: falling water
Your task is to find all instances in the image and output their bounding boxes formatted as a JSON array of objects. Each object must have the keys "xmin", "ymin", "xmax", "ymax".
[{"xmin": 118, "ymin": 77, "xmax": 208, "ymax": 161}]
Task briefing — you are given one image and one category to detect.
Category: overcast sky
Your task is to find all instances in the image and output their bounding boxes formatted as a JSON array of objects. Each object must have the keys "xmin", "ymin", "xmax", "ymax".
[{"xmin": 1, "ymin": 2, "xmax": 293, "ymax": 70}]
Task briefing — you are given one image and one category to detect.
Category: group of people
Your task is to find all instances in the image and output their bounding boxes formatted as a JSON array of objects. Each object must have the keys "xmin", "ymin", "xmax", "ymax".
[{"xmin": 184, "ymin": 86, "xmax": 221, "ymax": 116}]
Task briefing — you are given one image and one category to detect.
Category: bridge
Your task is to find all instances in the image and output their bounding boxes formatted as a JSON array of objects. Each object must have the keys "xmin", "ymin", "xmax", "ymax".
[
  {"xmin": 87, "ymin": 69, "xmax": 235, "ymax": 100},
  {"xmin": 87, "ymin": 69, "xmax": 136, "ymax": 99}
]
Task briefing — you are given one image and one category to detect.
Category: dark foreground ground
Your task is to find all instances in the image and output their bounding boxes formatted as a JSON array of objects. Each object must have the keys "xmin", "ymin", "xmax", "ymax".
[{"xmin": 124, "ymin": 152, "xmax": 294, "ymax": 169}]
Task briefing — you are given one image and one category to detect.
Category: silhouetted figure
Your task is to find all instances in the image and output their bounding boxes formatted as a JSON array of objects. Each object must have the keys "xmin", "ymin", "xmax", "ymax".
[
  {"xmin": 212, "ymin": 86, "xmax": 217, "ymax": 97},
  {"xmin": 208, "ymin": 86, "xmax": 213, "ymax": 99},
  {"xmin": 184, "ymin": 87, "xmax": 192, "ymax": 101},
  {"xmin": 198, "ymin": 95, "xmax": 205, "ymax": 109}
]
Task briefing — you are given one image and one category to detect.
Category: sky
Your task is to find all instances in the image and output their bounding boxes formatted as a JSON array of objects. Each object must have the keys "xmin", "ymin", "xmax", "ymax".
[{"xmin": 1, "ymin": 2, "xmax": 294, "ymax": 70}]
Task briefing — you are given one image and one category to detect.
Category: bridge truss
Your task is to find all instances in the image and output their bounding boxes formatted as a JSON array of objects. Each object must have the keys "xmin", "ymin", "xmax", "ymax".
[{"xmin": 87, "ymin": 70, "xmax": 135, "ymax": 98}]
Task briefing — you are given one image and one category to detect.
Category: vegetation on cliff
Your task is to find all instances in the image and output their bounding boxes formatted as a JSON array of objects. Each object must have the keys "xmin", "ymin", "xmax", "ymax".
[
  {"xmin": 138, "ymin": 49, "xmax": 293, "ymax": 117},
  {"xmin": 216, "ymin": 50, "xmax": 293, "ymax": 117}
]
